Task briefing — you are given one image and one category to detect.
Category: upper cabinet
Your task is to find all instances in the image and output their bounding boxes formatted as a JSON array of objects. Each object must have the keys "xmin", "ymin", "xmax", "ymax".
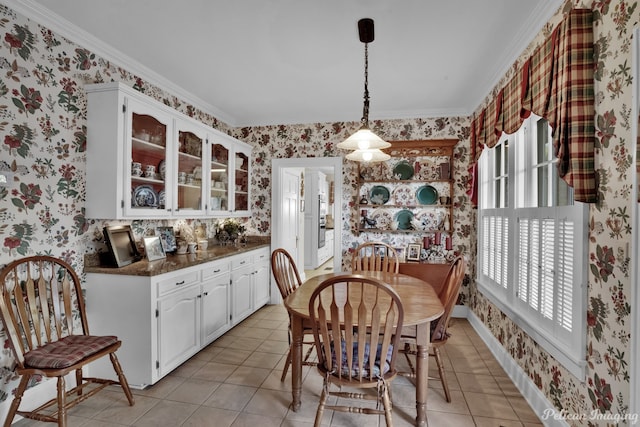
[{"xmin": 85, "ymin": 82, "xmax": 252, "ymax": 219}]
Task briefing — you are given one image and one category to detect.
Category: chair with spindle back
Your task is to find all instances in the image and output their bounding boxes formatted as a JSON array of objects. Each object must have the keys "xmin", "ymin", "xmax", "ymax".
[
  {"xmin": 351, "ymin": 241, "xmax": 399, "ymax": 274},
  {"xmin": 0, "ymin": 256, "xmax": 134, "ymax": 427}
]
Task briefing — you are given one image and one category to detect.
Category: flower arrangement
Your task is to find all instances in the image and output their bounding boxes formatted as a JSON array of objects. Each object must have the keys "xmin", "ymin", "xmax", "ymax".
[{"xmin": 215, "ymin": 218, "xmax": 246, "ymax": 244}]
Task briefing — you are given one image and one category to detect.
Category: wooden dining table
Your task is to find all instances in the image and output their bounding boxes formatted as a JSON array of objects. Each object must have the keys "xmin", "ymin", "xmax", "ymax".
[{"xmin": 284, "ymin": 271, "xmax": 444, "ymax": 427}]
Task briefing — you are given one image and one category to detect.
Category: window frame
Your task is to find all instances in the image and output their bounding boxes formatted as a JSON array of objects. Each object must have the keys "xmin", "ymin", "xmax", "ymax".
[{"xmin": 476, "ymin": 115, "xmax": 588, "ymax": 380}]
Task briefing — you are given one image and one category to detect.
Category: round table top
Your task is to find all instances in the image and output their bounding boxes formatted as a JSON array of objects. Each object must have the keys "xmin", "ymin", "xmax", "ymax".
[{"xmin": 285, "ymin": 271, "xmax": 444, "ymax": 326}]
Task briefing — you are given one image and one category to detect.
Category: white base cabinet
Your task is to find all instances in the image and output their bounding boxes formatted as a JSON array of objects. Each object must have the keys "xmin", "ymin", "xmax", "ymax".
[{"xmin": 85, "ymin": 247, "xmax": 268, "ymax": 388}]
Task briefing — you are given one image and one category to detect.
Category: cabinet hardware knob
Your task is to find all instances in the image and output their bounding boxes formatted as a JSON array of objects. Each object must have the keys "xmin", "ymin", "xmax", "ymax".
[
  {"xmin": 175, "ymin": 280, "xmax": 185, "ymax": 286},
  {"xmin": 213, "ymin": 269, "xmax": 221, "ymax": 273}
]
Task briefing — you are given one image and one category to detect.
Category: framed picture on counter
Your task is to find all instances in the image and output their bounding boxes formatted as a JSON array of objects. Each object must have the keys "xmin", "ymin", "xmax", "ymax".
[
  {"xmin": 157, "ymin": 226, "xmax": 177, "ymax": 254},
  {"xmin": 144, "ymin": 236, "xmax": 166, "ymax": 261},
  {"xmin": 406, "ymin": 243, "xmax": 421, "ymax": 262}
]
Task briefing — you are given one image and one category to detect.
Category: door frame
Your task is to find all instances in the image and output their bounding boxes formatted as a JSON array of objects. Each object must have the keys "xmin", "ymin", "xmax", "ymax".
[
  {"xmin": 630, "ymin": 26, "xmax": 639, "ymax": 419},
  {"xmin": 271, "ymin": 157, "xmax": 343, "ymax": 303}
]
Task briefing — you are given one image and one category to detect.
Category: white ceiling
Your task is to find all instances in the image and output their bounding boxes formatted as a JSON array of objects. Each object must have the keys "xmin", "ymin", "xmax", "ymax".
[{"xmin": 17, "ymin": 0, "xmax": 562, "ymax": 127}]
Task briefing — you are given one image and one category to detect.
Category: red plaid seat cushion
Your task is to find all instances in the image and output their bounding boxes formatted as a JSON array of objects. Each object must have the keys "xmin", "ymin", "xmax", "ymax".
[{"xmin": 24, "ymin": 335, "xmax": 118, "ymax": 369}]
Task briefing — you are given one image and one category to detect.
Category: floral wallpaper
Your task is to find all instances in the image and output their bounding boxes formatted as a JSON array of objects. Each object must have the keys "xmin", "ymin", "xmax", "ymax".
[{"xmin": 0, "ymin": 0, "xmax": 638, "ymax": 426}]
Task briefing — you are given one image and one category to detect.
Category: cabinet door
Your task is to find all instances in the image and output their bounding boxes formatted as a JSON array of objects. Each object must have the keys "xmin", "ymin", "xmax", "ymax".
[
  {"xmin": 231, "ymin": 264, "xmax": 253, "ymax": 324},
  {"xmin": 201, "ymin": 273, "xmax": 231, "ymax": 345},
  {"xmin": 208, "ymin": 135, "xmax": 233, "ymax": 214},
  {"xmin": 173, "ymin": 118, "xmax": 207, "ymax": 216},
  {"xmin": 253, "ymin": 259, "xmax": 270, "ymax": 309},
  {"xmin": 125, "ymin": 96, "xmax": 173, "ymax": 218},
  {"xmin": 157, "ymin": 285, "xmax": 201, "ymax": 377},
  {"xmin": 231, "ymin": 143, "xmax": 251, "ymax": 216}
]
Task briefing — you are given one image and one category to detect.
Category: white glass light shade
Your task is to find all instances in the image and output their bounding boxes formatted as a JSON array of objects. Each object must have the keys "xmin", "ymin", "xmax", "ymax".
[
  {"xmin": 337, "ymin": 127, "xmax": 391, "ymax": 151},
  {"xmin": 345, "ymin": 148, "xmax": 391, "ymax": 163}
]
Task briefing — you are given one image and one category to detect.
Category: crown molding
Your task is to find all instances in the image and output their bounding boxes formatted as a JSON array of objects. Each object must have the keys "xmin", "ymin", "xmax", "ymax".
[{"xmin": 2, "ymin": 0, "xmax": 237, "ymax": 127}]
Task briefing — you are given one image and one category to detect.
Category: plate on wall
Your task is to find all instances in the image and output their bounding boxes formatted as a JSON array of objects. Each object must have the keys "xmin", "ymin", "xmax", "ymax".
[
  {"xmin": 369, "ymin": 185, "xmax": 390, "ymax": 205},
  {"xmin": 416, "ymin": 185, "xmax": 438, "ymax": 205},
  {"xmin": 370, "ymin": 209, "xmax": 392, "ymax": 230},
  {"xmin": 133, "ymin": 185, "xmax": 158, "ymax": 207},
  {"xmin": 394, "ymin": 209, "xmax": 414, "ymax": 230},
  {"xmin": 392, "ymin": 184, "xmax": 413, "ymax": 206},
  {"xmin": 393, "ymin": 161, "xmax": 414, "ymax": 180}
]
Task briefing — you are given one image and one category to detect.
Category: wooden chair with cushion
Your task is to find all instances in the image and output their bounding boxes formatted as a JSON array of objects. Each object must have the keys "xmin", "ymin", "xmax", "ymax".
[
  {"xmin": 400, "ymin": 255, "xmax": 466, "ymax": 402},
  {"xmin": 308, "ymin": 275, "xmax": 404, "ymax": 427},
  {"xmin": 270, "ymin": 248, "xmax": 315, "ymax": 381},
  {"xmin": 0, "ymin": 256, "xmax": 134, "ymax": 427},
  {"xmin": 351, "ymin": 241, "xmax": 399, "ymax": 273}
]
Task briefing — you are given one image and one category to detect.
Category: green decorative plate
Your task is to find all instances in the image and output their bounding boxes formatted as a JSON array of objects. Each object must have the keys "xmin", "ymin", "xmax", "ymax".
[
  {"xmin": 393, "ymin": 161, "xmax": 414, "ymax": 180},
  {"xmin": 416, "ymin": 185, "xmax": 438, "ymax": 205},
  {"xmin": 394, "ymin": 209, "xmax": 414, "ymax": 230},
  {"xmin": 369, "ymin": 186, "xmax": 390, "ymax": 205}
]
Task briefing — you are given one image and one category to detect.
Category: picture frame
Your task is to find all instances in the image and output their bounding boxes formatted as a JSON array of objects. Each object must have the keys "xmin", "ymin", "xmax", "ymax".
[
  {"xmin": 143, "ymin": 236, "xmax": 166, "ymax": 261},
  {"xmin": 157, "ymin": 226, "xmax": 177, "ymax": 253},
  {"xmin": 394, "ymin": 247, "xmax": 406, "ymax": 263},
  {"xmin": 406, "ymin": 243, "xmax": 422, "ymax": 262},
  {"xmin": 103, "ymin": 225, "xmax": 142, "ymax": 267}
]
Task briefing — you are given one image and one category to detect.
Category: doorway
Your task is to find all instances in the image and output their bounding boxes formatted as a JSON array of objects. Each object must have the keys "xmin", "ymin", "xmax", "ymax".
[{"xmin": 271, "ymin": 157, "xmax": 343, "ymax": 304}]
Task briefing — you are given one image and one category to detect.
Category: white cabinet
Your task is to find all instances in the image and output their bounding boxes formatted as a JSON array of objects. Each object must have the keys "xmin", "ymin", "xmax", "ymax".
[
  {"xmin": 85, "ymin": 82, "xmax": 252, "ymax": 219},
  {"xmin": 304, "ymin": 170, "xmax": 329, "ymax": 269},
  {"xmin": 85, "ymin": 246, "xmax": 268, "ymax": 388},
  {"xmin": 318, "ymin": 229, "xmax": 334, "ymax": 266}
]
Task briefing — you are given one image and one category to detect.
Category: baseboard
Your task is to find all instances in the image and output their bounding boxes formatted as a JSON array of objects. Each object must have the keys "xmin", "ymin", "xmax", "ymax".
[{"xmin": 466, "ymin": 311, "xmax": 569, "ymax": 427}]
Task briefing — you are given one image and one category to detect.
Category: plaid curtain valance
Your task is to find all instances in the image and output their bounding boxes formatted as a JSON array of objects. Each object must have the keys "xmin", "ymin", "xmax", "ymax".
[{"xmin": 469, "ymin": 9, "xmax": 596, "ymax": 204}]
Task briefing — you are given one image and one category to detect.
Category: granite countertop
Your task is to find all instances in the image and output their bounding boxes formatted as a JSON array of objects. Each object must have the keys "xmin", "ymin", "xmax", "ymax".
[{"xmin": 85, "ymin": 241, "xmax": 270, "ymax": 277}]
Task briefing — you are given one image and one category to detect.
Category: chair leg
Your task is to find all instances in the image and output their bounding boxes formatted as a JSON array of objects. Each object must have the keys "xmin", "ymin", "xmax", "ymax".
[
  {"xmin": 110, "ymin": 352, "xmax": 135, "ymax": 405},
  {"xmin": 382, "ymin": 386, "xmax": 394, "ymax": 427},
  {"xmin": 3, "ymin": 375, "xmax": 29, "ymax": 427},
  {"xmin": 313, "ymin": 383, "xmax": 329, "ymax": 427},
  {"xmin": 57, "ymin": 375, "xmax": 67, "ymax": 427},
  {"xmin": 75, "ymin": 368, "xmax": 83, "ymax": 396},
  {"xmin": 433, "ymin": 347, "xmax": 451, "ymax": 403},
  {"xmin": 281, "ymin": 348, "xmax": 292, "ymax": 381}
]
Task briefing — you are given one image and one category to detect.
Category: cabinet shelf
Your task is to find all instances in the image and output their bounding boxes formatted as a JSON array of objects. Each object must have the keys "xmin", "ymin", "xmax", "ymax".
[{"xmin": 359, "ymin": 204, "xmax": 448, "ymax": 209}]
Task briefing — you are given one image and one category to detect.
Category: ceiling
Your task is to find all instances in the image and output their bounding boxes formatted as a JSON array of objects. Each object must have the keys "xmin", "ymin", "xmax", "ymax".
[{"xmin": 19, "ymin": 0, "xmax": 562, "ymax": 127}]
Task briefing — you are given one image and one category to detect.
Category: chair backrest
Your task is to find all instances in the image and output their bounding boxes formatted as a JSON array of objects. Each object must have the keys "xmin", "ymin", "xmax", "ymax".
[
  {"xmin": 351, "ymin": 242, "xmax": 399, "ymax": 274},
  {"xmin": 309, "ymin": 275, "xmax": 404, "ymax": 382},
  {"xmin": 431, "ymin": 256, "xmax": 466, "ymax": 342},
  {"xmin": 0, "ymin": 256, "xmax": 88, "ymax": 368},
  {"xmin": 271, "ymin": 248, "xmax": 303, "ymax": 299}
]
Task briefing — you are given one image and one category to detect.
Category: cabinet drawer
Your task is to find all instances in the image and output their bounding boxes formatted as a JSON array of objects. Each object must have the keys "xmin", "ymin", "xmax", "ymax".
[
  {"xmin": 157, "ymin": 271, "xmax": 200, "ymax": 297},
  {"xmin": 252, "ymin": 247, "xmax": 270, "ymax": 263},
  {"xmin": 201, "ymin": 260, "xmax": 230, "ymax": 281},
  {"xmin": 231, "ymin": 254, "xmax": 252, "ymax": 270}
]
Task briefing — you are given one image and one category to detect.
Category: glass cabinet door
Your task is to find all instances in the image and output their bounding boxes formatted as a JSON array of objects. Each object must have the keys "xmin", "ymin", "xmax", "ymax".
[
  {"xmin": 175, "ymin": 120, "xmax": 206, "ymax": 216},
  {"xmin": 233, "ymin": 149, "xmax": 250, "ymax": 214},
  {"xmin": 209, "ymin": 140, "xmax": 231, "ymax": 214},
  {"xmin": 126, "ymin": 98, "xmax": 172, "ymax": 217}
]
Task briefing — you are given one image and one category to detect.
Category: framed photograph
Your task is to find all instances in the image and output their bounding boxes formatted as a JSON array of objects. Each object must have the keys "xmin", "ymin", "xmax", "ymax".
[
  {"xmin": 406, "ymin": 244, "xmax": 422, "ymax": 262},
  {"xmin": 157, "ymin": 226, "xmax": 177, "ymax": 253},
  {"xmin": 143, "ymin": 236, "xmax": 166, "ymax": 261},
  {"xmin": 103, "ymin": 225, "xmax": 142, "ymax": 267},
  {"xmin": 394, "ymin": 247, "xmax": 406, "ymax": 263}
]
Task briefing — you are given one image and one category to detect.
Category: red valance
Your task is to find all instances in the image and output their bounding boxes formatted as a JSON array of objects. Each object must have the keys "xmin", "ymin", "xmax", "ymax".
[{"xmin": 468, "ymin": 9, "xmax": 596, "ymax": 204}]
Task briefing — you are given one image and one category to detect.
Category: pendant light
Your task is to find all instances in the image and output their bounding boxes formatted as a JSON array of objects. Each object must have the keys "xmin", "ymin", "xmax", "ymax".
[{"xmin": 337, "ymin": 18, "xmax": 390, "ymax": 162}]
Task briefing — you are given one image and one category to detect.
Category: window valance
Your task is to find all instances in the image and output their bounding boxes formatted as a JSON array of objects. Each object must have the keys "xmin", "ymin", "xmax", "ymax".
[{"xmin": 469, "ymin": 9, "xmax": 596, "ymax": 203}]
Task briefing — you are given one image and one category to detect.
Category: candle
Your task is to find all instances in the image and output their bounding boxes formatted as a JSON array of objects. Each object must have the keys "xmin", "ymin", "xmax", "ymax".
[
  {"xmin": 361, "ymin": 209, "xmax": 367, "ymax": 217},
  {"xmin": 423, "ymin": 236, "xmax": 431, "ymax": 248},
  {"xmin": 445, "ymin": 236, "xmax": 453, "ymax": 250},
  {"xmin": 434, "ymin": 231, "xmax": 442, "ymax": 245}
]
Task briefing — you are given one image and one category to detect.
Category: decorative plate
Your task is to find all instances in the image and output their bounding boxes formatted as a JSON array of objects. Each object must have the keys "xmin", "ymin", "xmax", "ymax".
[
  {"xmin": 369, "ymin": 185, "xmax": 390, "ymax": 205},
  {"xmin": 392, "ymin": 184, "xmax": 413, "ymax": 206},
  {"xmin": 415, "ymin": 210, "xmax": 438, "ymax": 230},
  {"xmin": 158, "ymin": 190, "xmax": 166, "ymax": 208},
  {"xmin": 369, "ymin": 209, "xmax": 392, "ymax": 230},
  {"xmin": 416, "ymin": 185, "xmax": 438, "ymax": 205},
  {"xmin": 132, "ymin": 185, "xmax": 158, "ymax": 207},
  {"xmin": 158, "ymin": 159, "xmax": 166, "ymax": 180},
  {"xmin": 394, "ymin": 209, "xmax": 414, "ymax": 230},
  {"xmin": 393, "ymin": 161, "xmax": 414, "ymax": 180}
]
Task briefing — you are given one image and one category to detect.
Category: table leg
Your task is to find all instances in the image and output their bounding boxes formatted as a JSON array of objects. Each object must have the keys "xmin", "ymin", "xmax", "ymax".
[
  {"xmin": 415, "ymin": 323, "xmax": 429, "ymax": 427},
  {"xmin": 290, "ymin": 314, "xmax": 303, "ymax": 411}
]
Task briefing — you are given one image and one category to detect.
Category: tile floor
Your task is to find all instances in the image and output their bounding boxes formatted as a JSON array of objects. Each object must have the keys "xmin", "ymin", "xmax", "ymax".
[
  {"xmin": 13, "ymin": 301, "xmax": 543, "ymax": 427},
  {"xmin": 13, "ymin": 260, "xmax": 541, "ymax": 426}
]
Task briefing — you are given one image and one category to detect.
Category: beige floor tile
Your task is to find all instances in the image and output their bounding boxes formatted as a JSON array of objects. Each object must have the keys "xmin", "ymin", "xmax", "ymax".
[
  {"xmin": 93, "ymin": 392, "xmax": 159, "ymax": 425},
  {"xmin": 165, "ymin": 377, "xmax": 220, "ymax": 405},
  {"xmin": 193, "ymin": 361, "xmax": 237, "ymax": 382},
  {"xmin": 182, "ymin": 406, "xmax": 239, "ymax": 427},
  {"xmin": 473, "ymin": 416, "xmax": 525, "ymax": 427},
  {"xmin": 132, "ymin": 399, "xmax": 199, "ymax": 427},
  {"xmin": 455, "ymin": 372, "xmax": 503, "ymax": 394},
  {"xmin": 449, "ymin": 355, "xmax": 490, "ymax": 374},
  {"xmin": 203, "ymin": 383, "xmax": 257, "ymax": 411},
  {"xmin": 225, "ymin": 365, "xmax": 272, "ymax": 387},
  {"xmin": 242, "ymin": 350, "xmax": 284, "ymax": 369},
  {"xmin": 427, "ymin": 410, "xmax": 476, "ymax": 427},
  {"xmin": 464, "ymin": 391, "xmax": 520, "ymax": 420},
  {"xmin": 231, "ymin": 412, "xmax": 287, "ymax": 427},
  {"xmin": 508, "ymin": 396, "xmax": 542, "ymax": 422},
  {"xmin": 427, "ymin": 388, "xmax": 471, "ymax": 415},
  {"xmin": 243, "ymin": 388, "xmax": 292, "ymax": 418}
]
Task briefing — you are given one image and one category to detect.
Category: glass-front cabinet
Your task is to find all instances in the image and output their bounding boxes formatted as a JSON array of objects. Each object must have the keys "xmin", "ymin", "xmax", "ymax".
[
  {"xmin": 174, "ymin": 119, "xmax": 206, "ymax": 216},
  {"xmin": 86, "ymin": 82, "xmax": 252, "ymax": 219}
]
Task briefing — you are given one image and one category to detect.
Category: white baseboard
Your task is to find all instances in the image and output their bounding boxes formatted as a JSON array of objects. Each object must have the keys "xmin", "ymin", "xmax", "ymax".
[{"xmin": 466, "ymin": 310, "xmax": 569, "ymax": 427}]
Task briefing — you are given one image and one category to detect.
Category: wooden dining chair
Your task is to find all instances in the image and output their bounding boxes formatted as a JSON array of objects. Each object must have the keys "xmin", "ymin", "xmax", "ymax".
[
  {"xmin": 0, "ymin": 256, "xmax": 134, "ymax": 427},
  {"xmin": 308, "ymin": 275, "xmax": 404, "ymax": 427},
  {"xmin": 400, "ymin": 255, "xmax": 466, "ymax": 402},
  {"xmin": 270, "ymin": 248, "xmax": 316, "ymax": 381},
  {"xmin": 351, "ymin": 241, "xmax": 399, "ymax": 273}
]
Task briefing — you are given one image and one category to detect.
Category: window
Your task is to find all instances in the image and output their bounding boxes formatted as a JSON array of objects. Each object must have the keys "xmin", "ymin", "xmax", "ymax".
[{"xmin": 477, "ymin": 114, "xmax": 588, "ymax": 379}]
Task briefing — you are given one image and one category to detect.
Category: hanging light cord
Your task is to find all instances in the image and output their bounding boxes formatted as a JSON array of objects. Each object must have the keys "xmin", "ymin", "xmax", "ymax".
[{"xmin": 361, "ymin": 42, "xmax": 370, "ymax": 127}]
